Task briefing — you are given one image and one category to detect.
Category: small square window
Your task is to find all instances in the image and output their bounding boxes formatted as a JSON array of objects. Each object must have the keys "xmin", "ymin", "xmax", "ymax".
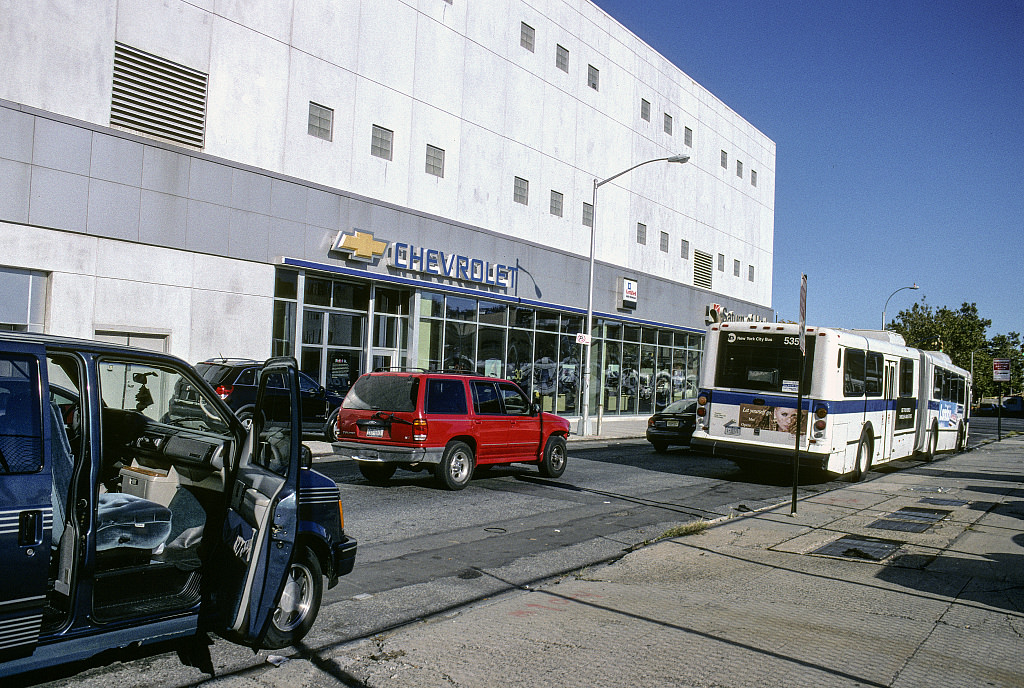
[
  {"xmin": 681, "ymin": 239, "xmax": 689, "ymax": 259},
  {"xmin": 582, "ymin": 202, "xmax": 594, "ymax": 227},
  {"xmin": 636, "ymin": 222, "xmax": 647, "ymax": 245},
  {"xmin": 556, "ymin": 44, "xmax": 569, "ymax": 72},
  {"xmin": 520, "ymin": 22, "xmax": 535, "ymax": 52},
  {"xmin": 684, "ymin": 126, "xmax": 692, "ymax": 147},
  {"xmin": 748, "ymin": 265, "xmax": 755, "ymax": 282},
  {"xmin": 425, "ymin": 144, "xmax": 445, "ymax": 177},
  {"xmin": 736, "ymin": 160, "xmax": 743, "ymax": 178},
  {"xmin": 550, "ymin": 190, "xmax": 563, "ymax": 217},
  {"xmin": 641, "ymin": 99, "xmax": 650, "ymax": 121},
  {"xmin": 751, "ymin": 169, "xmax": 757, "ymax": 187},
  {"xmin": 720, "ymin": 150, "xmax": 728, "ymax": 169},
  {"xmin": 514, "ymin": 176, "xmax": 529, "ymax": 205},
  {"xmin": 664, "ymin": 113, "xmax": 673, "ymax": 135},
  {"xmin": 733, "ymin": 259, "xmax": 740, "ymax": 277},
  {"xmin": 308, "ymin": 102, "xmax": 333, "ymax": 141},
  {"xmin": 717, "ymin": 253, "xmax": 725, "ymax": 272},
  {"xmin": 660, "ymin": 231, "xmax": 669, "ymax": 252},
  {"xmin": 371, "ymin": 125, "xmax": 393, "ymax": 160},
  {"xmin": 588, "ymin": 64, "xmax": 599, "ymax": 91}
]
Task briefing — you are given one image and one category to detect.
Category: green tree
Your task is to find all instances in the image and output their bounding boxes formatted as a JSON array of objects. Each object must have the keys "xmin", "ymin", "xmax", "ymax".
[{"xmin": 887, "ymin": 300, "xmax": 1008, "ymax": 400}]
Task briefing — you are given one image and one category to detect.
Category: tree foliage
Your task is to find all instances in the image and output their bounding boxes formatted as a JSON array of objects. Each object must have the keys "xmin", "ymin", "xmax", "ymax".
[{"xmin": 888, "ymin": 299, "xmax": 1023, "ymax": 400}]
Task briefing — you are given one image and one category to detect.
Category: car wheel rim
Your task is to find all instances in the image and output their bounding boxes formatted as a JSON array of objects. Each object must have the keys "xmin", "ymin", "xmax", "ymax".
[
  {"xmin": 273, "ymin": 562, "xmax": 313, "ymax": 632},
  {"xmin": 550, "ymin": 445, "xmax": 565, "ymax": 471},
  {"xmin": 450, "ymin": 450, "xmax": 470, "ymax": 482}
]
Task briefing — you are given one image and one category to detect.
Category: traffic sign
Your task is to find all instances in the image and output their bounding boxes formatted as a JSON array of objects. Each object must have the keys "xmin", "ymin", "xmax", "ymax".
[{"xmin": 994, "ymin": 358, "xmax": 1011, "ymax": 382}]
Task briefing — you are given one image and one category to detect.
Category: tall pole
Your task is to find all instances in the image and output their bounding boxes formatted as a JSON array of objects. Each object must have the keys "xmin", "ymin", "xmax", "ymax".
[
  {"xmin": 882, "ymin": 283, "xmax": 919, "ymax": 329},
  {"xmin": 579, "ymin": 178, "xmax": 599, "ymax": 436},
  {"xmin": 578, "ymin": 154, "xmax": 689, "ymax": 437}
]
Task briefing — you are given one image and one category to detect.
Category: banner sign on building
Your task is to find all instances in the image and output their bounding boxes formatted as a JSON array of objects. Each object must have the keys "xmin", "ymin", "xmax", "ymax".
[{"xmin": 621, "ymin": 277, "xmax": 638, "ymax": 310}]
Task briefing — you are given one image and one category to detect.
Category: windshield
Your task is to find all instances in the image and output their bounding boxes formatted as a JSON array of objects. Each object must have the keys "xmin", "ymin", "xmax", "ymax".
[
  {"xmin": 343, "ymin": 375, "xmax": 419, "ymax": 412},
  {"xmin": 715, "ymin": 332, "xmax": 815, "ymax": 395},
  {"xmin": 662, "ymin": 399, "xmax": 697, "ymax": 414}
]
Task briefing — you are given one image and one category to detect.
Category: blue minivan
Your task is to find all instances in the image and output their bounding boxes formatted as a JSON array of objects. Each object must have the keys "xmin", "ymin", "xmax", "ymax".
[{"xmin": 0, "ymin": 333, "xmax": 356, "ymax": 678}]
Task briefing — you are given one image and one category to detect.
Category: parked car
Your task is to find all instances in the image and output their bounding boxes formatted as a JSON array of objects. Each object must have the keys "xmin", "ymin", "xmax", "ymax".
[
  {"xmin": 0, "ymin": 333, "xmax": 356, "ymax": 678},
  {"xmin": 195, "ymin": 358, "xmax": 344, "ymax": 439},
  {"xmin": 333, "ymin": 370, "xmax": 571, "ymax": 490},
  {"xmin": 646, "ymin": 398, "xmax": 698, "ymax": 452}
]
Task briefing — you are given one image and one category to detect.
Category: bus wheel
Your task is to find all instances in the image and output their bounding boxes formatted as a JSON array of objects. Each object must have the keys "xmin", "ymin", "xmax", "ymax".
[
  {"xmin": 851, "ymin": 431, "xmax": 872, "ymax": 482},
  {"xmin": 956, "ymin": 422, "xmax": 966, "ymax": 452},
  {"xmin": 924, "ymin": 423, "xmax": 938, "ymax": 462}
]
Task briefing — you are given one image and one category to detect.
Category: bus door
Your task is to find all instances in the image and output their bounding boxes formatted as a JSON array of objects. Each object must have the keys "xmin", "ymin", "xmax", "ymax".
[
  {"xmin": 0, "ymin": 343, "xmax": 51, "ymax": 662},
  {"xmin": 882, "ymin": 359, "xmax": 898, "ymax": 460}
]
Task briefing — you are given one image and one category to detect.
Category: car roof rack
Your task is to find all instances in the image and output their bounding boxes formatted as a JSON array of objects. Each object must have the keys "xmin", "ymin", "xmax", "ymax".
[
  {"xmin": 370, "ymin": 366, "xmax": 430, "ymax": 373},
  {"xmin": 202, "ymin": 357, "xmax": 261, "ymax": 364}
]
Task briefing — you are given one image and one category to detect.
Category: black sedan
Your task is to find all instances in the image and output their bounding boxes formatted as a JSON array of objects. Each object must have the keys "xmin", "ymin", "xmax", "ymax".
[{"xmin": 646, "ymin": 399, "xmax": 698, "ymax": 452}]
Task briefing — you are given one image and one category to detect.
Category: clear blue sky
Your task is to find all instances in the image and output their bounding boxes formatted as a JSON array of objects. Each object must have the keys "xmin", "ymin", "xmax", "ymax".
[{"xmin": 592, "ymin": 0, "xmax": 1024, "ymax": 338}]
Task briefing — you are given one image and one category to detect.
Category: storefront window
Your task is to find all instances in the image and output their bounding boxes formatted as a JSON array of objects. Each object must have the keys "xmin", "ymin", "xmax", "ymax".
[
  {"xmin": 334, "ymin": 281, "xmax": 369, "ymax": 310},
  {"xmin": 444, "ymin": 321, "xmax": 476, "ymax": 371},
  {"xmin": 275, "ymin": 270, "xmax": 298, "ymax": 300},
  {"xmin": 272, "ymin": 301, "xmax": 296, "ymax": 357},
  {"xmin": 620, "ymin": 343, "xmax": 640, "ymax": 413},
  {"xmin": 420, "ymin": 292, "xmax": 444, "ymax": 318},
  {"xmin": 417, "ymin": 319, "xmax": 443, "ymax": 370},
  {"xmin": 603, "ymin": 341, "xmax": 621, "ymax": 412},
  {"xmin": 446, "ymin": 295, "xmax": 476, "ymax": 321},
  {"xmin": 328, "ymin": 313, "xmax": 362, "ymax": 347},
  {"xmin": 506, "ymin": 329, "xmax": 533, "ymax": 393},
  {"xmin": 511, "ymin": 307, "xmax": 534, "ymax": 329},
  {"xmin": 477, "ymin": 326, "xmax": 506, "ymax": 377},
  {"xmin": 479, "ymin": 300, "xmax": 507, "ymax": 326},
  {"xmin": 558, "ymin": 335, "xmax": 581, "ymax": 413},
  {"xmin": 534, "ymin": 332, "xmax": 558, "ymax": 411},
  {"xmin": 305, "ymin": 277, "xmax": 332, "ymax": 307},
  {"xmin": 639, "ymin": 344, "xmax": 656, "ymax": 414},
  {"xmin": 536, "ymin": 310, "xmax": 559, "ymax": 332},
  {"xmin": 302, "ymin": 310, "xmax": 324, "ymax": 345}
]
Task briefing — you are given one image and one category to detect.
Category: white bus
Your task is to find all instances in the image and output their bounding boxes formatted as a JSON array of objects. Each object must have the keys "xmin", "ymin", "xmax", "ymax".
[{"xmin": 690, "ymin": 322, "xmax": 970, "ymax": 479}]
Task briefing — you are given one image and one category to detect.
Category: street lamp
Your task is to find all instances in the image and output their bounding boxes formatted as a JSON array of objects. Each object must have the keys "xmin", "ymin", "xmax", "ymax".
[
  {"xmin": 882, "ymin": 283, "xmax": 919, "ymax": 330},
  {"xmin": 578, "ymin": 153, "xmax": 691, "ymax": 437}
]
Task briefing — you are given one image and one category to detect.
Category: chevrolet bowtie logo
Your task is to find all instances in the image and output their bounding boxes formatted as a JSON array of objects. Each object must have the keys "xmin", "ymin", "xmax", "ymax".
[{"xmin": 330, "ymin": 229, "xmax": 388, "ymax": 262}]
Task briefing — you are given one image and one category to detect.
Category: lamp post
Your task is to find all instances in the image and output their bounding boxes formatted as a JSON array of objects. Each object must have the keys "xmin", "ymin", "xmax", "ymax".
[
  {"xmin": 578, "ymin": 154, "xmax": 690, "ymax": 437},
  {"xmin": 882, "ymin": 283, "xmax": 919, "ymax": 330}
]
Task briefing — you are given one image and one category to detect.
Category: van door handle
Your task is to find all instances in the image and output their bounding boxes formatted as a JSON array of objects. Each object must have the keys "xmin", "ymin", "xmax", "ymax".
[{"xmin": 19, "ymin": 510, "xmax": 42, "ymax": 547}]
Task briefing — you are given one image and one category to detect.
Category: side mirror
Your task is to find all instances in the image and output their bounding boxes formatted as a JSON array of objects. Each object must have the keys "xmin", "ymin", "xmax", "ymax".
[
  {"xmin": 531, "ymin": 403, "xmax": 542, "ymax": 416},
  {"xmin": 300, "ymin": 444, "xmax": 313, "ymax": 469}
]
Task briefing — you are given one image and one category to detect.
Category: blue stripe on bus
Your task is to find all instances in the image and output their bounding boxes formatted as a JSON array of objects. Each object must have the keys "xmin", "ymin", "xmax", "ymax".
[{"xmin": 700, "ymin": 389, "xmax": 917, "ymax": 414}]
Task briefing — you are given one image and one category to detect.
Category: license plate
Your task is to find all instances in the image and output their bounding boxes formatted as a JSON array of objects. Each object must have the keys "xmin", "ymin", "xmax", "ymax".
[
  {"xmin": 366, "ymin": 427, "xmax": 384, "ymax": 438},
  {"xmin": 666, "ymin": 420, "xmax": 679, "ymax": 428},
  {"xmin": 724, "ymin": 425, "xmax": 741, "ymax": 436}
]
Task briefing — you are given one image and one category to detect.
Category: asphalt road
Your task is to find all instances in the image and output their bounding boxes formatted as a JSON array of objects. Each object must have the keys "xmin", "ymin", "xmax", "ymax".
[{"xmin": 14, "ymin": 422, "xmax": 1015, "ymax": 687}]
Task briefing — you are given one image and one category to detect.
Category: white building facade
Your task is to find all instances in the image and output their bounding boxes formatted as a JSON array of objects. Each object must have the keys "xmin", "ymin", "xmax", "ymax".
[{"xmin": 0, "ymin": 0, "xmax": 774, "ymax": 418}]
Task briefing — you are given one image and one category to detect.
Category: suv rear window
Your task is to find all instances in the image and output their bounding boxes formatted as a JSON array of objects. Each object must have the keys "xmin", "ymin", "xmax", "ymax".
[
  {"xmin": 343, "ymin": 375, "xmax": 419, "ymax": 412},
  {"xmin": 425, "ymin": 379, "xmax": 467, "ymax": 415}
]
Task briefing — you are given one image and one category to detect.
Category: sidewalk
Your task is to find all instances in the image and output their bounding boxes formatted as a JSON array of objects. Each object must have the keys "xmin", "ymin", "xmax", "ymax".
[{"xmin": 268, "ymin": 436, "xmax": 1024, "ymax": 687}]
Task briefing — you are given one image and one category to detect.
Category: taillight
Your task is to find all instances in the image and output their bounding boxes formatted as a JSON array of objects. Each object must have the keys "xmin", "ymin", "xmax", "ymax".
[
  {"xmin": 814, "ymin": 419, "xmax": 827, "ymax": 431},
  {"xmin": 648, "ymin": 417, "xmax": 656, "ymax": 428},
  {"xmin": 338, "ymin": 500, "xmax": 345, "ymax": 530},
  {"xmin": 696, "ymin": 393, "xmax": 708, "ymax": 418},
  {"xmin": 413, "ymin": 419, "xmax": 428, "ymax": 441},
  {"xmin": 696, "ymin": 407, "xmax": 706, "ymax": 417},
  {"xmin": 215, "ymin": 384, "xmax": 232, "ymax": 399}
]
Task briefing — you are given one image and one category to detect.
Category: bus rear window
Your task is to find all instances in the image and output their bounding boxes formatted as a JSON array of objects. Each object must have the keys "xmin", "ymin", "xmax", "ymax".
[{"xmin": 715, "ymin": 332, "xmax": 814, "ymax": 394}]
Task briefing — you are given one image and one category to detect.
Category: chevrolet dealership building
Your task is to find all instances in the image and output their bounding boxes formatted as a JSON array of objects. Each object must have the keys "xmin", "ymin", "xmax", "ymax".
[{"xmin": 0, "ymin": 0, "xmax": 775, "ymax": 419}]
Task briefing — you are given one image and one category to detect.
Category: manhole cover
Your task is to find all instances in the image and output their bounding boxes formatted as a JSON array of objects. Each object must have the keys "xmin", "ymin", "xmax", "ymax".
[
  {"xmin": 869, "ymin": 507, "xmax": 951, "ymax": 533},
  {"xmin": 813, "ymin": 535, "xmax": 901, "ymax": 561},
  {"xmin": 917, "ymin": 497, "xmax": 969, "ymax": 507}
]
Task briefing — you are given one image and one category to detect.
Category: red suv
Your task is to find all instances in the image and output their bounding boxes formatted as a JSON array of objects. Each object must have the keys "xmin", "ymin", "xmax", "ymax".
[{"xmin": 333, "ymin": 371, "xmax": 571, "ymax": 490}]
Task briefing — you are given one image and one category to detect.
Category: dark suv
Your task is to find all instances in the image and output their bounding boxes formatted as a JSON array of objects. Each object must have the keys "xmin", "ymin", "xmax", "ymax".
[
  {"xmin": 195, "ymin": 359, "xmax": 344, "ymax": 439},
  {"xmin": 333, "ymin": 371, "xmax": 571, "ymax": 490},
  {"xmin": 0, "ymin": 333, "xmax": 356, "ymax": 678}
]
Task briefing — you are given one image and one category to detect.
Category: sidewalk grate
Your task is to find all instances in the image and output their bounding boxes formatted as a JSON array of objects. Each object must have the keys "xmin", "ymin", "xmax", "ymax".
[
  {"xmin": 917, "ymin": 497, "xmax": 969, "ymax": 507},
  {"xmin": 812, "ymin": 535, "xmax": 902, "ymax": 562},
  {"xmin": 869, "ymin": 507, "xmax": 952, "ymax": 534}
]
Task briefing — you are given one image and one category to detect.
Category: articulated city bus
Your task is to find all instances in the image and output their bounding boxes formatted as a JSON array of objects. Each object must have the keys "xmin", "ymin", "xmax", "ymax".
[{"xmin": 690, "ymin": 322, "xmax": 971, "ymax": 479}]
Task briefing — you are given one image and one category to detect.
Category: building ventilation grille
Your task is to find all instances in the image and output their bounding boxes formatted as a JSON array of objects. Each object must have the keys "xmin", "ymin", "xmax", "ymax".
[
  {"xmin": 694, "ymin": 251, "xmax": 713, "ymax": 289},
  {"xmin": 111, "ymin": 42, "xmax": 208, "ymax": 148}
]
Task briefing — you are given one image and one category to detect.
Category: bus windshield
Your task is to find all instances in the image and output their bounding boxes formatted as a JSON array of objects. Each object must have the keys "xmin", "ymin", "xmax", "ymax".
[{"xmin": 714, "ymin": 331, "xmax": 814, "ymax": 394}]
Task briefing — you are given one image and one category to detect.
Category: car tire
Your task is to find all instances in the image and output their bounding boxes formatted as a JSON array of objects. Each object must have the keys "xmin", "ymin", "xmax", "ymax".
[
  {"xmin": 262, "ymin": 546, "xmax": 323, "ymax": 650},
  {"xmin": 359, "ymin": 461, "xmax": 397, "ymax": 485},
  {"xmin": 850, "ymin": 430, "xmax": 872, "ymax": 482},
  {"xmin": 538, "ymin": 436, "xmax": 567, "ymax": 478},
  {"xmin": 324, "ymin": 407, "xmax": 340, "ymax": 442},
  {"xmin": 237, "ymin": 408, "xmax": 254, "ymax": 430},
  {"xmin": 436, "ymin": 441, "xmax": 474, "ymax": 490},
  {"xmin": 651, "ymin": 441, "xmax": 669, "ymax": 454},
  {"xmin": 924, "ymin": 423, "xmax": 938, "ymax": 462}
]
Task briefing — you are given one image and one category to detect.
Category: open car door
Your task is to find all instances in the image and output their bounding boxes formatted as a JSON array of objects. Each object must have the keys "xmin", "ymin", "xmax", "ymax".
[
  {"xmin": 216, "ymin": 357, "xmax": 301, "ymax": 647},
  {"xmin": 0, "ymin": 343, "xmax": 51, "ymax": 661}
]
